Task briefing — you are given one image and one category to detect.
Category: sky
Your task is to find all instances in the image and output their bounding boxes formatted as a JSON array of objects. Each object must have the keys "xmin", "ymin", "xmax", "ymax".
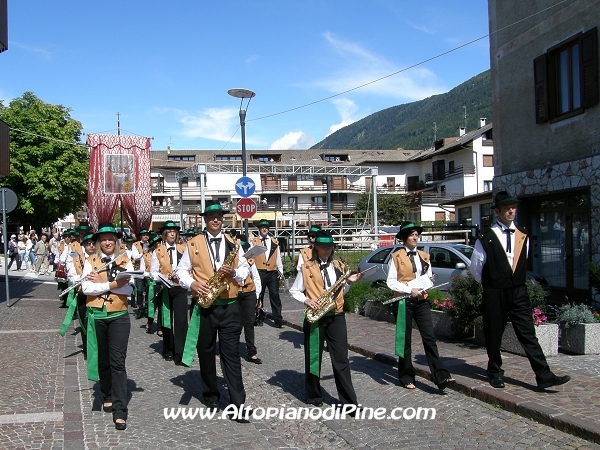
[{"xmin": 1, "ymin": 1, "xmax": 491, "ymax": 151}]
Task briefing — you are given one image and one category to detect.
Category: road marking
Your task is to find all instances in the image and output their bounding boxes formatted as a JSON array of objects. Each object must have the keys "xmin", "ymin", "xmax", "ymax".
[
  {"xmin": 0, "ymin": 412, "xmax": 63, "ymax": 424},
  {"xmin": 0, "ymin": 329, "xmax": 58, "ymax": 334}
]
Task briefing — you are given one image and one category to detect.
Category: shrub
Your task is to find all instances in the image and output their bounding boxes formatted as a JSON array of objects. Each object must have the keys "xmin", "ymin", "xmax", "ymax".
[
  {"xmin": 527, "ymin": 281, "xmax": 547, "ymax": 312},
  {"xmin": 446, "ymin": 272, "xmax": 482, "ymax": 338},
  {"xmin": 343, "ymin": 281, "xmax": 393, "ymax": 314},
  {"xmin": 556, "ymin": 303, "xmax": 599, "ymax": 329}
]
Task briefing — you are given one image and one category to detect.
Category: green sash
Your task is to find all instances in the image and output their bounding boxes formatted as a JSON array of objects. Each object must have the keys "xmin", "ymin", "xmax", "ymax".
[
  {"xmin": 308, "ymin": 319, "xmax": 321, "ymax": 377},
  {"xmin": 147, "ymin": 280, "xmax": 155, "ymax": 318},
  {"xmin": 86, "ymin": 306, "xmax": 128, "ymax": 381},
  {"xmin": 160, "ymin": 288, "xmax": 171, "ymax": 329},
  {"xmin": 58, "ymin": 286, "xmax": 77, "ymax": 336},
  {"xmin": 394, "ymin": 298, "xmax": 407, "ymax": 358}
]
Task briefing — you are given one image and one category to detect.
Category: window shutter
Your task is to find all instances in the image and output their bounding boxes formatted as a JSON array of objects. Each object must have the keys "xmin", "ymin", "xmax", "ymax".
[
  {"xmin": 580, "ymin": 27, "xmax": 598, "ymax": 109},
  {"xmin": 534, "ymin": 54, "xmax": 549, "ymax": 123}
]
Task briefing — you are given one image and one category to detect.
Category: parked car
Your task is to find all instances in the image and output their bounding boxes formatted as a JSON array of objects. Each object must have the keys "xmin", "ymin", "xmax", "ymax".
[{"xmin": 357, "ymin": 243, "xmax": 551, "ymax": 298}]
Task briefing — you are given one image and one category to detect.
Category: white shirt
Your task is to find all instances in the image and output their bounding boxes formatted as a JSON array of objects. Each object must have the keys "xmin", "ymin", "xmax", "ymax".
[
  {"xmin": 386, "ymin": 247, "xmax": 432, "ymax": 295},
  {"xmin": 289, "ymin": 259, "xmax": 349, "ymax": 303},
  {"xmin": 150, "ymin": 242, "xmax": 179, "ymax": 281},
  {"xmin": 252, "ymin": 234, "xmax": 284, "ymax": 273},
  {"xmin": 176, "ymin": 233, "xmax": 249, "ymax": 291},
  {"xmin": 81, "ymin": 253, "xmax": 134, "ymax": 296}
]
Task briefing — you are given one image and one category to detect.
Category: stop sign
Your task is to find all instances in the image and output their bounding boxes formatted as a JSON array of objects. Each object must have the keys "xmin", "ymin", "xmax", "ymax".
[{"xmin": 236, "ymin": 198, "xmax": 257, "ymax": 219}]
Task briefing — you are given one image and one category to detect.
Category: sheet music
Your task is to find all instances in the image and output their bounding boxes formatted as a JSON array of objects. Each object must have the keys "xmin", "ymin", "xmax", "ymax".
[
  {"xmin": 407, "ymin": 274, "xmax": 434, "ymax": 291},
  {"xmin": 243, "ymin": 245, "xmax": 267, "ymax": 260},
  {"xmin": 116, "ymin": 270, "xmax": 145, "ymax": 280},
  {"xmin": 157, "ymin": 273, "xmax": 174, "ymax": 288}
]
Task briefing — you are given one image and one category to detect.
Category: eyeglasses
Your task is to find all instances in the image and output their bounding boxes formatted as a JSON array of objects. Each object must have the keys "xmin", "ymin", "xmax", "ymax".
[{"xmin": 84, "ymin": 241, "xmax": 96, "ymax": 246}]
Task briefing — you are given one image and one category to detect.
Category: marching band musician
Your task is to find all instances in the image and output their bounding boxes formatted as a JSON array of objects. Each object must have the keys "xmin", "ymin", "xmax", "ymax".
[
  {"xmin": 296, "ymin": 224, "xmax": 321, "ymax": 271},
  {"xmin": 56, "ymin": 229, "xmax": 76, "ymax": 308},
  {"xmin": 150, "ymin": 220, "xmax": 187, "ymax": 363},
  {"xmin": 138, "ymin": 233, "xmax": 161, "ymax": 325},
  {"xmin": 386, "ymin": 222, "xmax": 454, "ymax": 391},
  {"xmin": 251, "ymin": 219, "xmax": 284, "ymax": 328},
  {"xmin": 237, "ymin": 234, "xmax": 263, "ymax": 364},
  {"xmin": 59, "ymin": 232, "xmax": 97, "ymax": 358},
  {"xmin": 80, "ymin": 223, "xmax": 134, "ymax": 431},
  {"xmin": 131, "ymin": 228, "xmax": 151, "ymax": 311},
  {"xmin": 289, "ymin": 230, "xmax": 363, "ymax": 409},
  {"xmin": 176, "ymin": 201, "xmax": 250, "ymax": 420}
]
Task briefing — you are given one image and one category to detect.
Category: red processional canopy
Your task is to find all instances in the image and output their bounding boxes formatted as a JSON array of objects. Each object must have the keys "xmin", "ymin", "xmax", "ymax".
[{"xmin": 86, "ymin": 134, "xmax": 152, "ymax": 234}]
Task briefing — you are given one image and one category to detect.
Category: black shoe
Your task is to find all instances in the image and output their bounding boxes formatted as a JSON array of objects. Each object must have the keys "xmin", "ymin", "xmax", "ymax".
[
  {"xmin": 437, "ymin": 377, "xmax": 456, "ymax": 391},
  {"xmin": 247, "ymin": 356, "xmax": 263, "ymax": 364},
  {"xmin": 163, "ymin": 354, "xmax": 173, "ymax": 362},
  {"xmin": 59, "ymin": 304, "xmax": 68, "ymax": 308},
  {"xmin": 275, "ymin": 323, "xmax": 283, "ymax": 328},
  {"xmin": 538, "ymin": 374, "xmax": 571, "ymax": 389},
  {"xmin": 114, "ymin": 421, "xmax": 126, "ymax": 431},
  {"xmin": 490, "ymin": 377, "xmax": 505, "ymax": 389},
  {"xmin": 308, "ymin": 401, "xmax": 323, "ymax": 407},
  {"xmin": 205, "ymin": 400, "xmax": 219, "ymax": 411},
  {"xmin": 145, "ymin": 326, "xmax": 153, "ymax": 334},
  {"xmin": 103, "ymin": 403, "xmax": 114, "ymax": 413}
]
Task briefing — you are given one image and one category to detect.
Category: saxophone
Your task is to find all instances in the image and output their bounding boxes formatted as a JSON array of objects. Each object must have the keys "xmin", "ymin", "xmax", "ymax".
[
  {"xmin": 305, "ymin": 265, "xmax": 352, "ymax": 323},
  {"xmin": 197, "ymin": 241, "xmax": 240, "ymax": 308}
]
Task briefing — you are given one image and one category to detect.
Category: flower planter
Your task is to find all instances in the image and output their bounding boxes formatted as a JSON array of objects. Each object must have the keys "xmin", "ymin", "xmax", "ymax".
[
  {"xmin": 427, "ymin": 310, "xmax": 455, "ymax": 339},
  {"xmin": 474, "ymin": 322, "xmax": 558, "ymax": 356},
  {"xmin": 364, "ymin": 300, "xmax": 395, "ymax": 323},
  {"xmin": 560, "ymin": 323, "xmax": 600, "ymax": 354}
]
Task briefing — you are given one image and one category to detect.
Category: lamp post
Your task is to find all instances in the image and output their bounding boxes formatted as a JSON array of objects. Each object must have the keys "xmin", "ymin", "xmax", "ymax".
[{"xmin": 228, "ymin": 88, "xmax": 256, "ymax": 237}]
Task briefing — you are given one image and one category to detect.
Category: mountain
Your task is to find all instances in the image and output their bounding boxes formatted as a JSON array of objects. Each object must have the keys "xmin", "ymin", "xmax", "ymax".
[{"xmin": 311, "ymin": 70, "xmax": 492, "ymax": 151}]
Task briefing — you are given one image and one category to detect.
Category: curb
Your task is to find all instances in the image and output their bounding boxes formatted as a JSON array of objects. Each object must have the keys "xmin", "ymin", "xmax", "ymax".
[{"xmin": 280, "ymin": 315, "xmax": 600, "ymax": 445}]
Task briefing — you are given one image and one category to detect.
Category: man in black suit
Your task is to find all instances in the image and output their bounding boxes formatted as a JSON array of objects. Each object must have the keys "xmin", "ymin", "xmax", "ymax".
[{"xmin": 470, "ymin": 191, "xmax": 570, "ymax": 390}]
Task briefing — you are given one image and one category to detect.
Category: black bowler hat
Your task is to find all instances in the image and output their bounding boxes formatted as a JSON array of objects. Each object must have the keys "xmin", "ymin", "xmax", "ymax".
[
  {"xmin": 492, "ymin": 191, "xmax": 518, "ymax": 208},
  {"xmin": 395, "ymin": 221, "xmax": 423, "ymax": 239}
]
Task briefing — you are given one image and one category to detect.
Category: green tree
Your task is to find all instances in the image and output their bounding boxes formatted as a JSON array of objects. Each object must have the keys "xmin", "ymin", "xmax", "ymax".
[
  {"xmin": 0, "ymin": 92, "xmax": 89, "ymax": 229},
  {"xmin": 354, "ymin": 192, "xmax": 409, "ymax": 226}
]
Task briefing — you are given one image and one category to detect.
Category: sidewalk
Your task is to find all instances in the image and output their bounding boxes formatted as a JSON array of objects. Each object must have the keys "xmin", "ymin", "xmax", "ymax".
[{"xmin": 279, "ymin": 296, "xmax": 600, "ymax": 444}]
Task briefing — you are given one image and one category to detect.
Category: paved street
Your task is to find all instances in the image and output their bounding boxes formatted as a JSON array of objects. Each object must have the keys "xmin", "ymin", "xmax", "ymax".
[{"xmin": 0, "ymin": 272, "xmax": 599, "ymax": 449}]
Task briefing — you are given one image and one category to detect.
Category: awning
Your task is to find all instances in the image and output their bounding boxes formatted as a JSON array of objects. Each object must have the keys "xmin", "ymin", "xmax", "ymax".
[
  {"xmin": 239, "ymin": 211, "xmax": 288, "ymax": 222},
  {"xmin": 152, "ymin": 214, "xmax": 182, "ymax": 223}
]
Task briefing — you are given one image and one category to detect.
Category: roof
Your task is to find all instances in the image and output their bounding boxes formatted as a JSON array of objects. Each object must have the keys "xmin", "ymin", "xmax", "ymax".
[
  {"xmin": 438, "ymin": 191, "xmax": 493, "ymax": 207},
  {"xmin": 409, "ymin": 123, "xmax": 493, "ymax": 161}
]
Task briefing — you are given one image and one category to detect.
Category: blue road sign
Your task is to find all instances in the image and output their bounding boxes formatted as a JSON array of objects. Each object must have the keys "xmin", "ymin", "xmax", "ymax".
[{"xmin": 235, "ymin": 176, "xmax": 256, "ymax": 197}]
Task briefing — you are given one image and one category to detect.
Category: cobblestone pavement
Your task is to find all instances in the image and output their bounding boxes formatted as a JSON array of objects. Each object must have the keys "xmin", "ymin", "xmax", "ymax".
[{"xmin": 0, "ymin": 273, "xmax": 598, "ymax": 449}]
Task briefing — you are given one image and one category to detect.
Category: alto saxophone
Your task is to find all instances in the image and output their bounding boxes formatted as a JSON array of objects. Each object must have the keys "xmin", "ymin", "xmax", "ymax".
[
  {"xmin": 305, "ymin": 266, "xmax": 352, "ymax": 323},
  {"xmin": 197, "ymin": 241, "xmax": 240, "ymax": 308}
]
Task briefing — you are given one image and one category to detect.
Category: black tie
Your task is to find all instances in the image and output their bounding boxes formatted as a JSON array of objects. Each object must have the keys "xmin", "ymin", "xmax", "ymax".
[
  {"xmin": 320, "ymin": 262, "xmax": 332, "ymax": 288},
  {"xmin": 407, "ymin": 250, "xmax": 417, "ymax": 273},
  {"xmin": 210, "ymin": 238, "xmax": 221, "ymax": 262},
  {"xmin": 261, "ymin": 237, "xmax": 268, "ymax": 246},
  {"xmin": 101, "ymin": 257, "xmax": 112, "ymax": 264},
  {"xmin": 167, "ymin": 246, "xmax": 176, "ymax": 265},
  {"xmin": 102, "ymin": 256, "xmax": 113, "ymax": 276},
  {"xmin": 503, "ymin": 228, "xmax": 515, "ymax": 252}
]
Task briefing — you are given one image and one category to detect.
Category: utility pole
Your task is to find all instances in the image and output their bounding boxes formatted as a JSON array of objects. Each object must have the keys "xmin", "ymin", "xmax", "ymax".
[{"xmin": 117, "ymin": 112, "xmax": 121, "ymax": 136}]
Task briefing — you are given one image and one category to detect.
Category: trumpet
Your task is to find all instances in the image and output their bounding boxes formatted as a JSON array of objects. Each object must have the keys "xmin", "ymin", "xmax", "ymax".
[{"xmin": 58, "ymin": 251, "xmax": 128, "ymax": 297}]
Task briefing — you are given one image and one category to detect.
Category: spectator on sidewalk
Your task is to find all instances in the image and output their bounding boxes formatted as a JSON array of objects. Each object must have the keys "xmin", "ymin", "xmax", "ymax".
[
  {"xmin": 18, "ymin": 236, "xmax": 28, "ymax": 270},
  {"xmin": 34, "ymin": 234, "xmax": 50, "ymax": 275},
  {"xmin": 7, "ymin": 234, "xmax": 20, "ymax": 270}
]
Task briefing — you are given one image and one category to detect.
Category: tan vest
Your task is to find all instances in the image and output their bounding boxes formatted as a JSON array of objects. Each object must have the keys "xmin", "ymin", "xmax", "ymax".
[
  {"xmin": 252, "ymin": 236, "xmax": 279, "ymax": 271},
  {"xmin": 300, "ymin": 246, "xmax": 313, "ymax": 265},
  {"xmin": 301, "ymin": 259, "xmax": 346, "ymax": 313},
  {"xmin": 154, "ymin": 242, "xmax": 186, "ymax": 285},
  {"xmin": 85, "ymin": 253, "xmax": 130, "ymax": 312},
  {"xmin": 391, "ymin": 249, "xmax": 430, "ymax": 299},
  {"xmin": 142, "ymin": 251, "xmax": 152, "ymax": 272},
  {"xmin": 240, "ymin": 258, "xmax": 256, "ymax": 293},
  {"xmin": 187, "ymin": 234, "xmax": 240, "ymax": 299}
]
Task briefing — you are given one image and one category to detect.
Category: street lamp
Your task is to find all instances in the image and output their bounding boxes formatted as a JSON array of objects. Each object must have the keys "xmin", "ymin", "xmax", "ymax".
[{"xmin": 228, "ymin": 88, "xmax": 256, "ymax": 237}]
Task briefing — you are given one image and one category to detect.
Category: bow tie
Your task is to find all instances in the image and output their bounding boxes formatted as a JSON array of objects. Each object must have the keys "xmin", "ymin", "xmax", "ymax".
[
  {"xmin": 210, "ymin": 238, "xmax": 221, "ymax": 244},
  {"xmin": 167, "ymin": 246, "xmax": 176, "ymax": 251},
  {"xmin": 407, "ymin": 250, "xmax": 416, "ymax": 256},
  {"xmin": 319, "ymin": 262, "xmax": 330, "ymax": 270},
  {"xmin": 101, "ymin": 257, "xmax": 112, "ymax": 263}
]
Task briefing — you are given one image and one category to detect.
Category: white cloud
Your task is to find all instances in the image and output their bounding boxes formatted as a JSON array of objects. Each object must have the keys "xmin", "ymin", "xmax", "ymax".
[
  {"xmin": 12, "ymin": 41, "xmax": 53, "ymax": 59},
  {"xmin": 407, "ymin": 21, "xmax": 436, "ymax": 35},
  {"xmin": 326, "ymin": 98, "xmax": 358, "ymax": 136},
  {"xmin": 180, "ymin": 107, "xmax": 239, "ymax": 142},
  {"xmin": 270, "ymin": 131, "xmax": 315, "ymax": 150},
  {"xmin": 245, "ymin": 55, "xmax": 259, "ymax": 64},
  {"xmin": 314, "ymin": 32, "xmax": 447, "ymax": 101}
]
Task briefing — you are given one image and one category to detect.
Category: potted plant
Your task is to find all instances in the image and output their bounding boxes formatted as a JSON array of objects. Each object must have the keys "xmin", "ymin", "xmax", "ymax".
[
  {"xmin": 556, "ymin": 303, "xmax": 600, "ymax": 354},
  {"xmin": 427, "ymin": 290, "xmax": 456, "ymax": 339},
  {"xmin": 446, "ymin": 272, "xmax": 482, "ymax": 339},
  {"xmin": 345, "ymin": 281, "xmax": 396, "ymax": 322}
]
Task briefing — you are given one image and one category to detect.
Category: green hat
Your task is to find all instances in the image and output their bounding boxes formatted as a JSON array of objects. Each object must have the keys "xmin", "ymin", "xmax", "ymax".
[
  {"xmin": 395, "ymin": 222, "xmax": 423, "ymax": 239},
  {"xmin": 186, "ymin": 228, "xmax": 198, "ymax": 237},
  {"xmin": 314, "ymin": 230, "xmax": 335, "ymax": 246},
  {"xmin": 201, "ymin": 201, "xmax": 229, "ymax": 216},
  {"xmin": 137, "ymin": 228, "xmax": 150, "ymax": 236},
  {"xmin": 159, "ymin": 220, "xmax": 181, "ymax": 233},
  {"xmin": 82, "ymin": 233, "xmax": 95, "ymax": 244},
  {"xmin": 256, "ymin": 219, "xmax": 270, "ymax": 228},
  {"xmin": 308, "ymin": 224, "xmax": 322, "ymax": 237},
  {"xmin": 76, "ymin": 223, "xmax": 91, "ymax": 233},
  {"xmin": 124, "ymin": 234, "xmax": 135, "ymax": 243},
  {"xmin": 63, "ymin": 228, "xmax": 76, "ymax": 237},
  {"xmin": 148, "ymin": 233, "xmax": 162, "ymax": 247},
  {"xmin": 93, "ymin": 222, "xmax": 119, "ymax": 241}
]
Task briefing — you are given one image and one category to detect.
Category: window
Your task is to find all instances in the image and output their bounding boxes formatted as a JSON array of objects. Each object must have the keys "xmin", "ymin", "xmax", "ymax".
[
  {"xmin": 215, "ymin": 155, "xmax": 241, "ymax": 161},
  {"xmin": 168, "ymin": 155, "xmax": 196, "ymax": 161},
  {"xmin": 535, "ymin": 27, "xmax": 598, "ymax": 123},
  {"xmin": 252, "ymin": 154, "xmax": 281, "ymax": 162},
  {"xmin": 407, "ymin": 176, "xmax": 420, "ymax": 191},
  {"xmin": 324, "ymin": 154, "xmax": 348, "ymax": 162},
  {"xmin": 368, "ymin": 248, "xmax": 393, "ymax": 264},
  {"xmin": 483, "ymin": 155, "xmax": 494, "ymax": 167},
  {"xmin": 432, "ymin": 160, "xmax": 445, "ymax": 181},
  {"xmin": 180, "ymin": 177, "xmax": 188, "ymax": 187},
  {"xmin": 483, "ymin": 180, "xmax": 493, "ymax": 192},
  {"xmin": 449, "ymin": 161, "xmax": 455, "ymax": 174},
  {"xmin": 458, "ymin": 206, "xmax": 472, "ymax": 227}
]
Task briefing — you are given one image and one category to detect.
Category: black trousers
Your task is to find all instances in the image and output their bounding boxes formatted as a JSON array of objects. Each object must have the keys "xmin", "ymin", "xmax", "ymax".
[
  {"xmin": 76, "ymin": 292, "xmax": 88, "ymax": 354},
  {"xmin": 197, "ymin": 301, "xmax": 246, "ymax": 407},
  {"xmin": 482, "ymin": 285, "xmax": 552, "ymax": 383},
  {"xmin": 258, "ymin": 270, "xmax": 282, "ymax": 325},
  {"xmin": 95, "ymin": 313, "xmax": 130, "ymax": 422},
  {"xmin": 163, "ymin": 286, "xmax": 190, "ymax": 363},
  {"xmin": 303, "ymin": 314, "xmax": 357, "ymax": 405},
  {"xmin": 395, "ymin": 298, "xmax": 451, "ymax": 386},
  {"xmin": 133, "ymin": 278, "xmax": 146, "ymax": 308},
  {"xmin": 7, "ymin": 252, "xmax": 19, "ymax": 270},
  {"xmin": 238, "ymin": 290, "xmax": 258, "ymax": 357},
  {"xmin": 58, "ymin": 281, "xmax": 69, "ymax": 306}
]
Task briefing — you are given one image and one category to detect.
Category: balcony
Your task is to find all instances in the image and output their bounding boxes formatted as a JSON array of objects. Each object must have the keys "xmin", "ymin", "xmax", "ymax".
[
  {"xmin": 407, "ymin": 191, "xmax": 465, "ymax": 207},
  {"xmin": 425, "ymin": 165, "xmax": 475, "ymax": 183}
]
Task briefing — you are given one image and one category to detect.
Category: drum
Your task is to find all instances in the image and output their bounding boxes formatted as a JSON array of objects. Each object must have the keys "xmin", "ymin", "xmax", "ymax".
[{"xmin": 55, "ymin": 262, "xmax": 68, "ymax": 283}]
